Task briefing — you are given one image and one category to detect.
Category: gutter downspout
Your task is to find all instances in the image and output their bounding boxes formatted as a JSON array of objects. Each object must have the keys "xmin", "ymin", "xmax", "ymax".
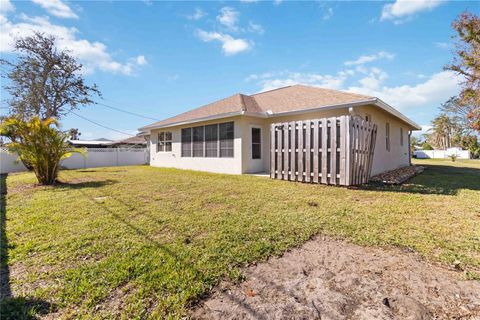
[{"xmin": 408, "ymin": 131, "xmax": 412, "ymax": 166}]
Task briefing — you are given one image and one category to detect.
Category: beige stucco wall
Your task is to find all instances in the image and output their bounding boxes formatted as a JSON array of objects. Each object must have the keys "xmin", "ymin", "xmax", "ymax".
[
  {"xmin": 355, "ymin": 105, "xmax": 411, "ymax": 175},
  {"xmin": 148, "ymin": 105, "xmax": 413, "ymax": 176},
  {"xmin": 239, "ymin": 105, "xmax": 412, "ymax": 175},
  {"xmin": 149, "ymin": 116, "xmax": 244, "ymax": 174}
]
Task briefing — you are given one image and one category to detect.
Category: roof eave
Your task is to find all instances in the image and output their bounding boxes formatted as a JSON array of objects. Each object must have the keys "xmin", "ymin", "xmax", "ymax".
[
  {"xmin": 264, "ymin": 99, "xmax": 377, "ymax": 118},
  {"xmin": 374, "ymin": 99, "xmax": 421, "ymax": 130},
  {"xmin": 138, "ymin": 98, "xmax": 421, "ymax": 132},
  {"xmin": 138, "ymin": 110, "xmax": 245, "ymax": 132}
]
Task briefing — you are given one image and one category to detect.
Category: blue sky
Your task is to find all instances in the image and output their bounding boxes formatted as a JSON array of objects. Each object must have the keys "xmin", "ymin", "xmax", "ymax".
[{"xmin": 0, "ymin": 0, "xmax": 477, "ymax": 139}]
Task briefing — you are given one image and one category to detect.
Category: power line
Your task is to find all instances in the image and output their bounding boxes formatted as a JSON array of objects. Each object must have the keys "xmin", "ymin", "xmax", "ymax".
[
  {"xmin": 70, "ymin": 111, "xmax": 136, "ymax": 137},
  {"xmin": 95, "ymin": 101, "xmax": 160, "ymax": 121},
  {"xmin": 102, "ymin": 97, "xmax": 160, "ymax": 115}
]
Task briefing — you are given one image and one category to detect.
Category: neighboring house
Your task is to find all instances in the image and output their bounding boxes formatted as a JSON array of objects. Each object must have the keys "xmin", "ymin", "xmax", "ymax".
[
  {"xmin": 414, "ymin": 147, "xmax": 471, "ymax": 159},
  {"xmin": 69, "ymin": 136, "xmax": 147, "ymax": 148},
  {"xmin": 69, "ymin": 138, "xmax": 113, "ymax": 148},
  {"xmin": 109, "ymin": 136, "xmax": 147, "ymax": 148},
  {"xmin": 139, "ymin": 85, "xmax": 420, "ymax": 176}
]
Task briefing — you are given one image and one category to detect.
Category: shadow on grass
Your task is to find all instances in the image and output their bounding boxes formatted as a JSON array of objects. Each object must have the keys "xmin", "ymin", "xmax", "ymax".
[
  {"xmin": 0, "ymin": 174, "xmax": 56, "ymax": 320},
  {"xmin": 75, "ymin": 169, "xmax": 127, "ymax": 173},
  {"xmin": 55, "ymin": 179, "xmax": 117, "ymax": 190},
  {"xmin": 360, "ymin": 163, "xmax": 480, "ymax": 195}
]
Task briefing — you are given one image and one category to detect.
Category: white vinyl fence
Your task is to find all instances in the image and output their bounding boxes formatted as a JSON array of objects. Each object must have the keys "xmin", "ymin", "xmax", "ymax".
[
  {"xmin": 0, "ymin": 148, "xmax": 149, "ymax": 174},
  {"xmin": 414, "ymin": 147, "xmax": 470, "ymax": 159}
]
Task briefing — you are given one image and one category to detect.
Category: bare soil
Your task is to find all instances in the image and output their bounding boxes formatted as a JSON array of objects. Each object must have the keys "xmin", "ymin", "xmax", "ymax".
[{"xmin": 193, "ymin": 237, "xmax": 480, "ymax": 320}]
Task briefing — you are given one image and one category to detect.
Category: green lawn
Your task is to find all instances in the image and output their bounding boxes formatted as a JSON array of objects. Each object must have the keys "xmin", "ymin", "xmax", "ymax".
[{"xmin": 1, "ymin": 159, "xmax": 479, "ymax": 319}]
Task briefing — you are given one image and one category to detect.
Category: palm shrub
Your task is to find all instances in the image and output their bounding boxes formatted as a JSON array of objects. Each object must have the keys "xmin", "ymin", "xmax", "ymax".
[{"xmin": 0, "ymin": 117, "xmax": 85, "ymax": 185}]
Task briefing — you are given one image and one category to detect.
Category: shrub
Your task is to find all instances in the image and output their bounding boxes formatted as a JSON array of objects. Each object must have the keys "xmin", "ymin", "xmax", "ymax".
[{"xmin": 0, "ymin": 117, "xmax": 85, "ymax": 185}]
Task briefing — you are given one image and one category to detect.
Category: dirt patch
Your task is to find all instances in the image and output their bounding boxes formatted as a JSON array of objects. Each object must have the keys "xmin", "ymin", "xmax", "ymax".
[{"xmin": 193, "ymin": 237, "xmax": 480, "ymax": 320}]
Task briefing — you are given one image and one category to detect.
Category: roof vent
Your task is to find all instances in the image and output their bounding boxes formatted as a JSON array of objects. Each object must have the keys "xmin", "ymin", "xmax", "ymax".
[{"xmin": 266, "ymin": 109, "xmax": 273, "ymax": 115}]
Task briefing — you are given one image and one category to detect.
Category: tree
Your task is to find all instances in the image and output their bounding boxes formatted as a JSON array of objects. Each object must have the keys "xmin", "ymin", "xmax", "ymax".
[
  {"xmin": 68, "ymin": 128, "xmax": 81, "ymax": 140},
  {"xmin": 0, "ymin": 117, "xmax": 85, "ymax": 185},
  {"xmin": 441, "ymin": 96, "xmax": 480, "ymax": 134},
  {"xmin": 460, "ymin": 134, "xmax": 480, "ymax": 158},
  {"xmin": 444, "ymin": 11, "xmax": 480, "ymax": 132},
  {"xmin": 410, "ymin": 136, "xmax": 421, "ymax": 155},
  {"xmin": 421, "ymin": 142, "xmax": 434, "ymax": 150},
  {"xmin": 427, "ymin": 114, "xmax": 462, "ymax": 149},
  {"xmin": 0, "ymin": 32, "xmax": 100, "ymax": 120}
]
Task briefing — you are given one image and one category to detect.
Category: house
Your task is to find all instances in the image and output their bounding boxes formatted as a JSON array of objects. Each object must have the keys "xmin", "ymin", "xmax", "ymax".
[
  {"xmin": 139, "ymin": 85, "xmax": 420, "ymax": 178},
  {"xmin": 68, "ymin": 138, "xmax": 113, "ymax": 148},
  {"xmin": 108, "ymin": 136, "xmax": 147, "ymax": 148},
  {"xmin": 69, "ymin": 136, "xmax": 146, "ymax": 148}
]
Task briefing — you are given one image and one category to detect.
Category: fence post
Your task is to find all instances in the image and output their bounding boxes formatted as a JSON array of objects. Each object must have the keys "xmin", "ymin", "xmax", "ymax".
[
  {"xmin": 270, "ymin": 124, "xmax": 275, "ymax": 178},
  {"xmin": 345, "ymin": 116, "xmax": 352, "ymax": 186}
]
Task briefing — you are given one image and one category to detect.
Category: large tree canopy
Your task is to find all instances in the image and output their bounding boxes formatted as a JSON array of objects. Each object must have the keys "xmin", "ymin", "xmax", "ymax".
[
  {"xmin": 427, "ymin": 114, "xmax": 462, "ymax": 149},
  {"xmin": 444, "ymin": 11, "xmax": 480, "ymax": 132},
  {"xmin": 0, "ymin": 32, "xmax": 100, "ymax": 120}
]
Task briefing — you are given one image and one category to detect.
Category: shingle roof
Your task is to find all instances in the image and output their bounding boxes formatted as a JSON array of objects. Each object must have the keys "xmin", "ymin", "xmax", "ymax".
[
  {"xmin": 140, "ymin": 85, "xmax": 404, "ymax": 130},
  {"xmin": 111, "ymin": 136, "xmax": 146, "ymax": 145},
  {"xmin": 145, "ymin": 93, "xmax": 249, "ymax": 128},
  {"xmin": 251, "ymin": 85, "xmax": 373, "ymax": 113}
]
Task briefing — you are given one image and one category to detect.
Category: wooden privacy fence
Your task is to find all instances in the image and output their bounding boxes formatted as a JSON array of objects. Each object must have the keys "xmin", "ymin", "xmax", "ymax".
[{"xmin": 270, "ymin": 115, "xmax": 377, "ymax": 186}]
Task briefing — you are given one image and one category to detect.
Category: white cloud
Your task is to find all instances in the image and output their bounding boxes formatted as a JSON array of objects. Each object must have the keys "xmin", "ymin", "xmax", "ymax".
[
  {"xmin": 197, "ymin": 29, "xmax": 252, "ymax": 55},
  {"xmin": 186, "ymin": 8, "xmax": 206, "ymax": 20},
  {"xmin": 135, "ymin": 55, "xmax": 147, "ymax": 66},
  {"xmin": 347, "ymin": 71, "xmax": 461, "ymax": 110},
  {"xmin": 167, "ymin": 74, "xmax": 179, "ymax": 81},
  {"xmin": 357, "ymin": 67, "xmax": 388, "ymax": 90},
  {"xmin": 323, "ymin": 7, "xmax": 334, "ymax": 20},
  {"xmin": 412, "ymin": 124, "xmax": 432, "ymax": 138},
  {"xmin": 0, "ymin": 0, "xmax": 14, "ymax": 13},
  {"xmin": 344, "ymin": 51, "xmax": 395, "ymax": 66},
  {"xmin": 248, "ymin": 70, "xmax": 351, "ymax": 92},
  {"xmin": 435, "ymin": 41, "xmax": 450, "ymax": 49},
  {"xmin": 248, "ymin": 21, "xmax": 264, "ymax": 34},
  {"xmin": 273, "ymin": 0, "xmax": 283, "ymax": 5},
  {"xmin": 31, "ymin": 0, "xmax": 78, "ymax": 19},
  {"xmin": 217, "ymin": 7, "xmax": 239, "ymax": 31},
  {"xmin": 381, "ymin": 0, "xmax": 444, "ymax": 23},
  {"xmin": 0, "ymin": 14, "xmax": 145, "ymax": 75},
  {"xmin": 249, "ymin": 66, "xmax": 461, "ymax": 112}
]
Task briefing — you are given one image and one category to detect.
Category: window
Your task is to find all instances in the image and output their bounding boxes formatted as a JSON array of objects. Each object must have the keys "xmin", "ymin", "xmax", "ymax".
[
  {"xmin": 205, "ymin": 124, "xmax": 218, "ymax": 157},
  {"xmin": 157, "ymin": 131, "xmax": 172, "ymax": 152},
  {"xmin": 180, "ymin": 121, "xmax": 234, "ymax": 158},
  {"xmin": 219, "ymin": 122, "xmax": 234, "ymax": 158},
  {"xmin": 252, "ymin": 127, "xmax": 261, "ymax": 159},
  {"xmin": 386, "ymin": 122, "xmax": 390, "ymax": 152},
  {"xmin": 365, "ymin": 114, "xmax": 371, "ymax": 122},
  {"xmin": 192, "ymin": 126, "xmax": 204, "ymax": 157},
  {"xmin": 181, "ymin": 128, "xmax": 192, "ymax": 157},
  {"xmin": 400, "ymin": 127, "xmax": 404, "ymax": 146}
]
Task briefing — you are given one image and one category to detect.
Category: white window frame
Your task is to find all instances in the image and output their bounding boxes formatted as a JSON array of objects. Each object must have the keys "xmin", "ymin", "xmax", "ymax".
[
  {"xmin": 386, "ymin": 122, "xmax": 390, "ymax": 152},
  {"xmin": 157, "ymin": 131, "xmax": 172, "ymax": 153},
  {"xmin": 180, "ymin": 121, "xmax": 234, "ymax": 158},
  {"xmin": 250, "ymin": 125, "xmax": 262, "ymax": 160}
]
